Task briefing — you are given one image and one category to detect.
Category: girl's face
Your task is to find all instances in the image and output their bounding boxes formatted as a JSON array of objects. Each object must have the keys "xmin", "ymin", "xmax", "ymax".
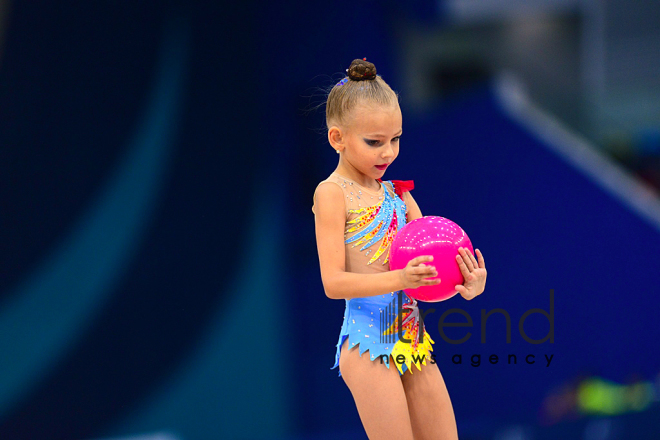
[{"xmin": 339, "ymin": 102, "xmax": 402, "ymax": 181}]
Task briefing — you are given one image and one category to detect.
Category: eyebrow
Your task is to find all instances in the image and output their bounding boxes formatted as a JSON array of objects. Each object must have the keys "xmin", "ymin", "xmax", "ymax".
[{"xmin": 363, "ymin": 131, "xmax": 403, "ymax": 137}]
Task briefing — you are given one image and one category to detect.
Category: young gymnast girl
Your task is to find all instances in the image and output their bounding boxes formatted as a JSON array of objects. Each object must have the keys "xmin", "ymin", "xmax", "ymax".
[{"xmin": 312, "ymin": 59, "xmax": 487, "ymax": 439}]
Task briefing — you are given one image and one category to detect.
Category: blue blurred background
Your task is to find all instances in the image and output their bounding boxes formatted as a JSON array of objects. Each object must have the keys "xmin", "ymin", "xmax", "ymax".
[{"xmin": 1, "ymin": 1, "xmax": 659, "ymax": 439}]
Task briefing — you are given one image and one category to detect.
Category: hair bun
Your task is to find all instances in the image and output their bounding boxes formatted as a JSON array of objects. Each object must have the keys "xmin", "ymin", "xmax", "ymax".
[{"xmin": 347, "ymin": 59, "xmax": 377, "ymax": 81}]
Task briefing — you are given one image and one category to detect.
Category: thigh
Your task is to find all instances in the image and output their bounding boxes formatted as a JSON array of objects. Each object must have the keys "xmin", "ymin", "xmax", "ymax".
[
  {"xmin": 339, "ymin": 337, "xmax": 414, "ymax": 440},
  {"xmin": 401, "ymin": 362, "xmax": 458, "ymax": 440}
]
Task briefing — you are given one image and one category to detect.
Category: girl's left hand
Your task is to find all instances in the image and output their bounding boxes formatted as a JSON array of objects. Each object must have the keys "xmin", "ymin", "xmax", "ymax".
[{"xmin": 455, "ymin": 248, "xmax": 487, "ymax": 300}]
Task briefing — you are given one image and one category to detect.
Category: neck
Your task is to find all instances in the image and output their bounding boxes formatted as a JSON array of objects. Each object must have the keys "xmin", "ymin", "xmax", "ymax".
[
  {"xmin": 334, "ymin": 162, "xmax": 383, "ymax": 190},
  {"xmin": 334, "ymin": 168, "xmax": 381, "ymax": 191}
]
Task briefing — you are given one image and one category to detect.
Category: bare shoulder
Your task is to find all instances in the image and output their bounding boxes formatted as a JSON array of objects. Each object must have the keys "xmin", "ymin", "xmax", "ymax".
[
  {"xmin": 315, "ymin": 179, "xmax": 343, "ymax": 197},
  {"xmin": 312, "ymin": 180, "xmax": 345, "ymax": 217},
  {"xmin": 314, "ymin": 181, "xmax": 344, "ymax": 208}
]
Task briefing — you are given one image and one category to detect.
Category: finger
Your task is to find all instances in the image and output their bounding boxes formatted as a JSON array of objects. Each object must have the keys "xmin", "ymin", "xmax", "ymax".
[
  {"xmin": 416, "ymin": 266, "xmax": 438, "ymax": 277},
  {"xmin": 411, "ymin": 255, "xmax": 434, "ymax": 266},
  {"xmin": 423, "ymin": 278, "xmax": 441, "ymax": 285},
  {"xmin": 459, "ymin": 248, "xmax": 475, "ymax": 271},
  {"xmin": 455, "ymin": 284, "xmax": 467, "ymax": 295},
  {"xmin": 467, "ymin": 249, "xmax": 479, "ymax": 269},
  {"xmin": 455, "ymin": 253, "xmax": 471, "ymax": 278},
  {"xmin": 476, "ymin": 249, "xmax": 486, "ymax": 269},
  {"xmin": 414, "ymin": 263, "xmax": 435, "ymax": 273}
]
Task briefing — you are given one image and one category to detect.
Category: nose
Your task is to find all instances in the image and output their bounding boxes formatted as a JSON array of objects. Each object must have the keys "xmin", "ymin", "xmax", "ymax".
[{"xmin": 382, "ymin": 143, "xmax": 394, "ymax": 159}]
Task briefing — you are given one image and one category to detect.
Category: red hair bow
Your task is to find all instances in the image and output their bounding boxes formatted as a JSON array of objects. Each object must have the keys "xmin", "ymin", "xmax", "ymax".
[{"xmin": 378, "ymin": 179, "xmax": 414, "ymax": 201}]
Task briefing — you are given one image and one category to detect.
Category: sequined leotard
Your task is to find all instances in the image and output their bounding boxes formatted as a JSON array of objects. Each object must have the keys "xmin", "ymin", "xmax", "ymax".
[{"xmin": 312, "ymin": 172, "xmax": 435, "ymax": 376}]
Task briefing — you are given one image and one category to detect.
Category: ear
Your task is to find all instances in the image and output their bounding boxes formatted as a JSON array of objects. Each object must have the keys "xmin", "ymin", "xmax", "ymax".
[{"xmin": 328, "ymin": 126, "xmax": 344, "ymax": 152}]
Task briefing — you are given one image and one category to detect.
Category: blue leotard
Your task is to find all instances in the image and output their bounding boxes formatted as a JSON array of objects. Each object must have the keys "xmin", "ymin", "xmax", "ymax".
[{"xmin": 312, "ymin": 172, "xmax": 435, "ymax": 377}]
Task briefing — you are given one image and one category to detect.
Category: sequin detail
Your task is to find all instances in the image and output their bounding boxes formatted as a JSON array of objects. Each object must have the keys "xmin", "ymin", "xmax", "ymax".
[{"xmin": 344, "ymin": 181, "xmax": 407, "ymax": 265}]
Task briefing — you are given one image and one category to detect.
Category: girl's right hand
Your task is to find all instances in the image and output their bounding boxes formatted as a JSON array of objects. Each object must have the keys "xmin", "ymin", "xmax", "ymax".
[{"xmin": 398, "ymin": 255, "xmax": 441, "ymax": 290}]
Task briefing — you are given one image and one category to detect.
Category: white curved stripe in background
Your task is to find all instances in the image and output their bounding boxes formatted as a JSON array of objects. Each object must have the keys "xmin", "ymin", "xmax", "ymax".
[
  {"xmin": 494, "ymin": 72, "xmax": 660, "ymax": 234},
  {"xmin": 110, "ymin": 168, "xmax": 292, "ymax": 439},
  {"xmin": 0, "ymin": 18, "xmax": 188, "ymax": 420}
]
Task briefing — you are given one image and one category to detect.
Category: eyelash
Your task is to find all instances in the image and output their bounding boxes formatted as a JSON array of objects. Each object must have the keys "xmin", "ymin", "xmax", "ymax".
[{"xmin": 365, "ymin": 136, "xmax": 401, "ymax": 147}]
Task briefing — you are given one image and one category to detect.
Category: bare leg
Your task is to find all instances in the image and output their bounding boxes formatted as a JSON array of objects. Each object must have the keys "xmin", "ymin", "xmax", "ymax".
[
  {"xmin": 401, "ymin": 360, "xmax": 458, "ymax": 440},
  {"xmin": 338, "ymin": 338, "xmax": 415, "ymax": 440}
]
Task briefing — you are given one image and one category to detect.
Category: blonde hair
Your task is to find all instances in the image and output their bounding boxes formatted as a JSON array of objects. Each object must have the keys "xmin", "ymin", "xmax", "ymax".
[{"xmin": 325, "ymin": 59, "xmax": 398, "ymax": 129}]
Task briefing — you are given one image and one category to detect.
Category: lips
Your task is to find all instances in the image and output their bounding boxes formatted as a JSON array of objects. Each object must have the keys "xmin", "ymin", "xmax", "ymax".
[{"xmin": 375, "ymin": 164, "xmax": 389, "ymax": 170}]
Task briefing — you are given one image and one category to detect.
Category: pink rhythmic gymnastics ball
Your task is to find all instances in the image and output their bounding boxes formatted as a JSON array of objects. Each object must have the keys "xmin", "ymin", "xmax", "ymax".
[{"xmin": 390, "ymin": 216, "xmax": 473, "ymax": 302}]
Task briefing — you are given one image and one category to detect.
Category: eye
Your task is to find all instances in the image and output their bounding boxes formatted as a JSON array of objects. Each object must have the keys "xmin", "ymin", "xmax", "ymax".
[
  {"xmin": 392, "ymin": 136, "xmax": 401, "ymax": 143},
  {"xmin": 364, "ymin": 139, "xmax": 380, "ymax": 147}
]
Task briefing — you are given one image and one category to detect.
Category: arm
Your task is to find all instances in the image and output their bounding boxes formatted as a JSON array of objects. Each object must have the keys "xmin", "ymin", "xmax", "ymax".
[
  {"xmin": 314, "ymin": 182, "xmax": 407, "ymax": 300},
  {"xmin": 403, "ymin": 190, "xmax": 423, "ymax": 222}
]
